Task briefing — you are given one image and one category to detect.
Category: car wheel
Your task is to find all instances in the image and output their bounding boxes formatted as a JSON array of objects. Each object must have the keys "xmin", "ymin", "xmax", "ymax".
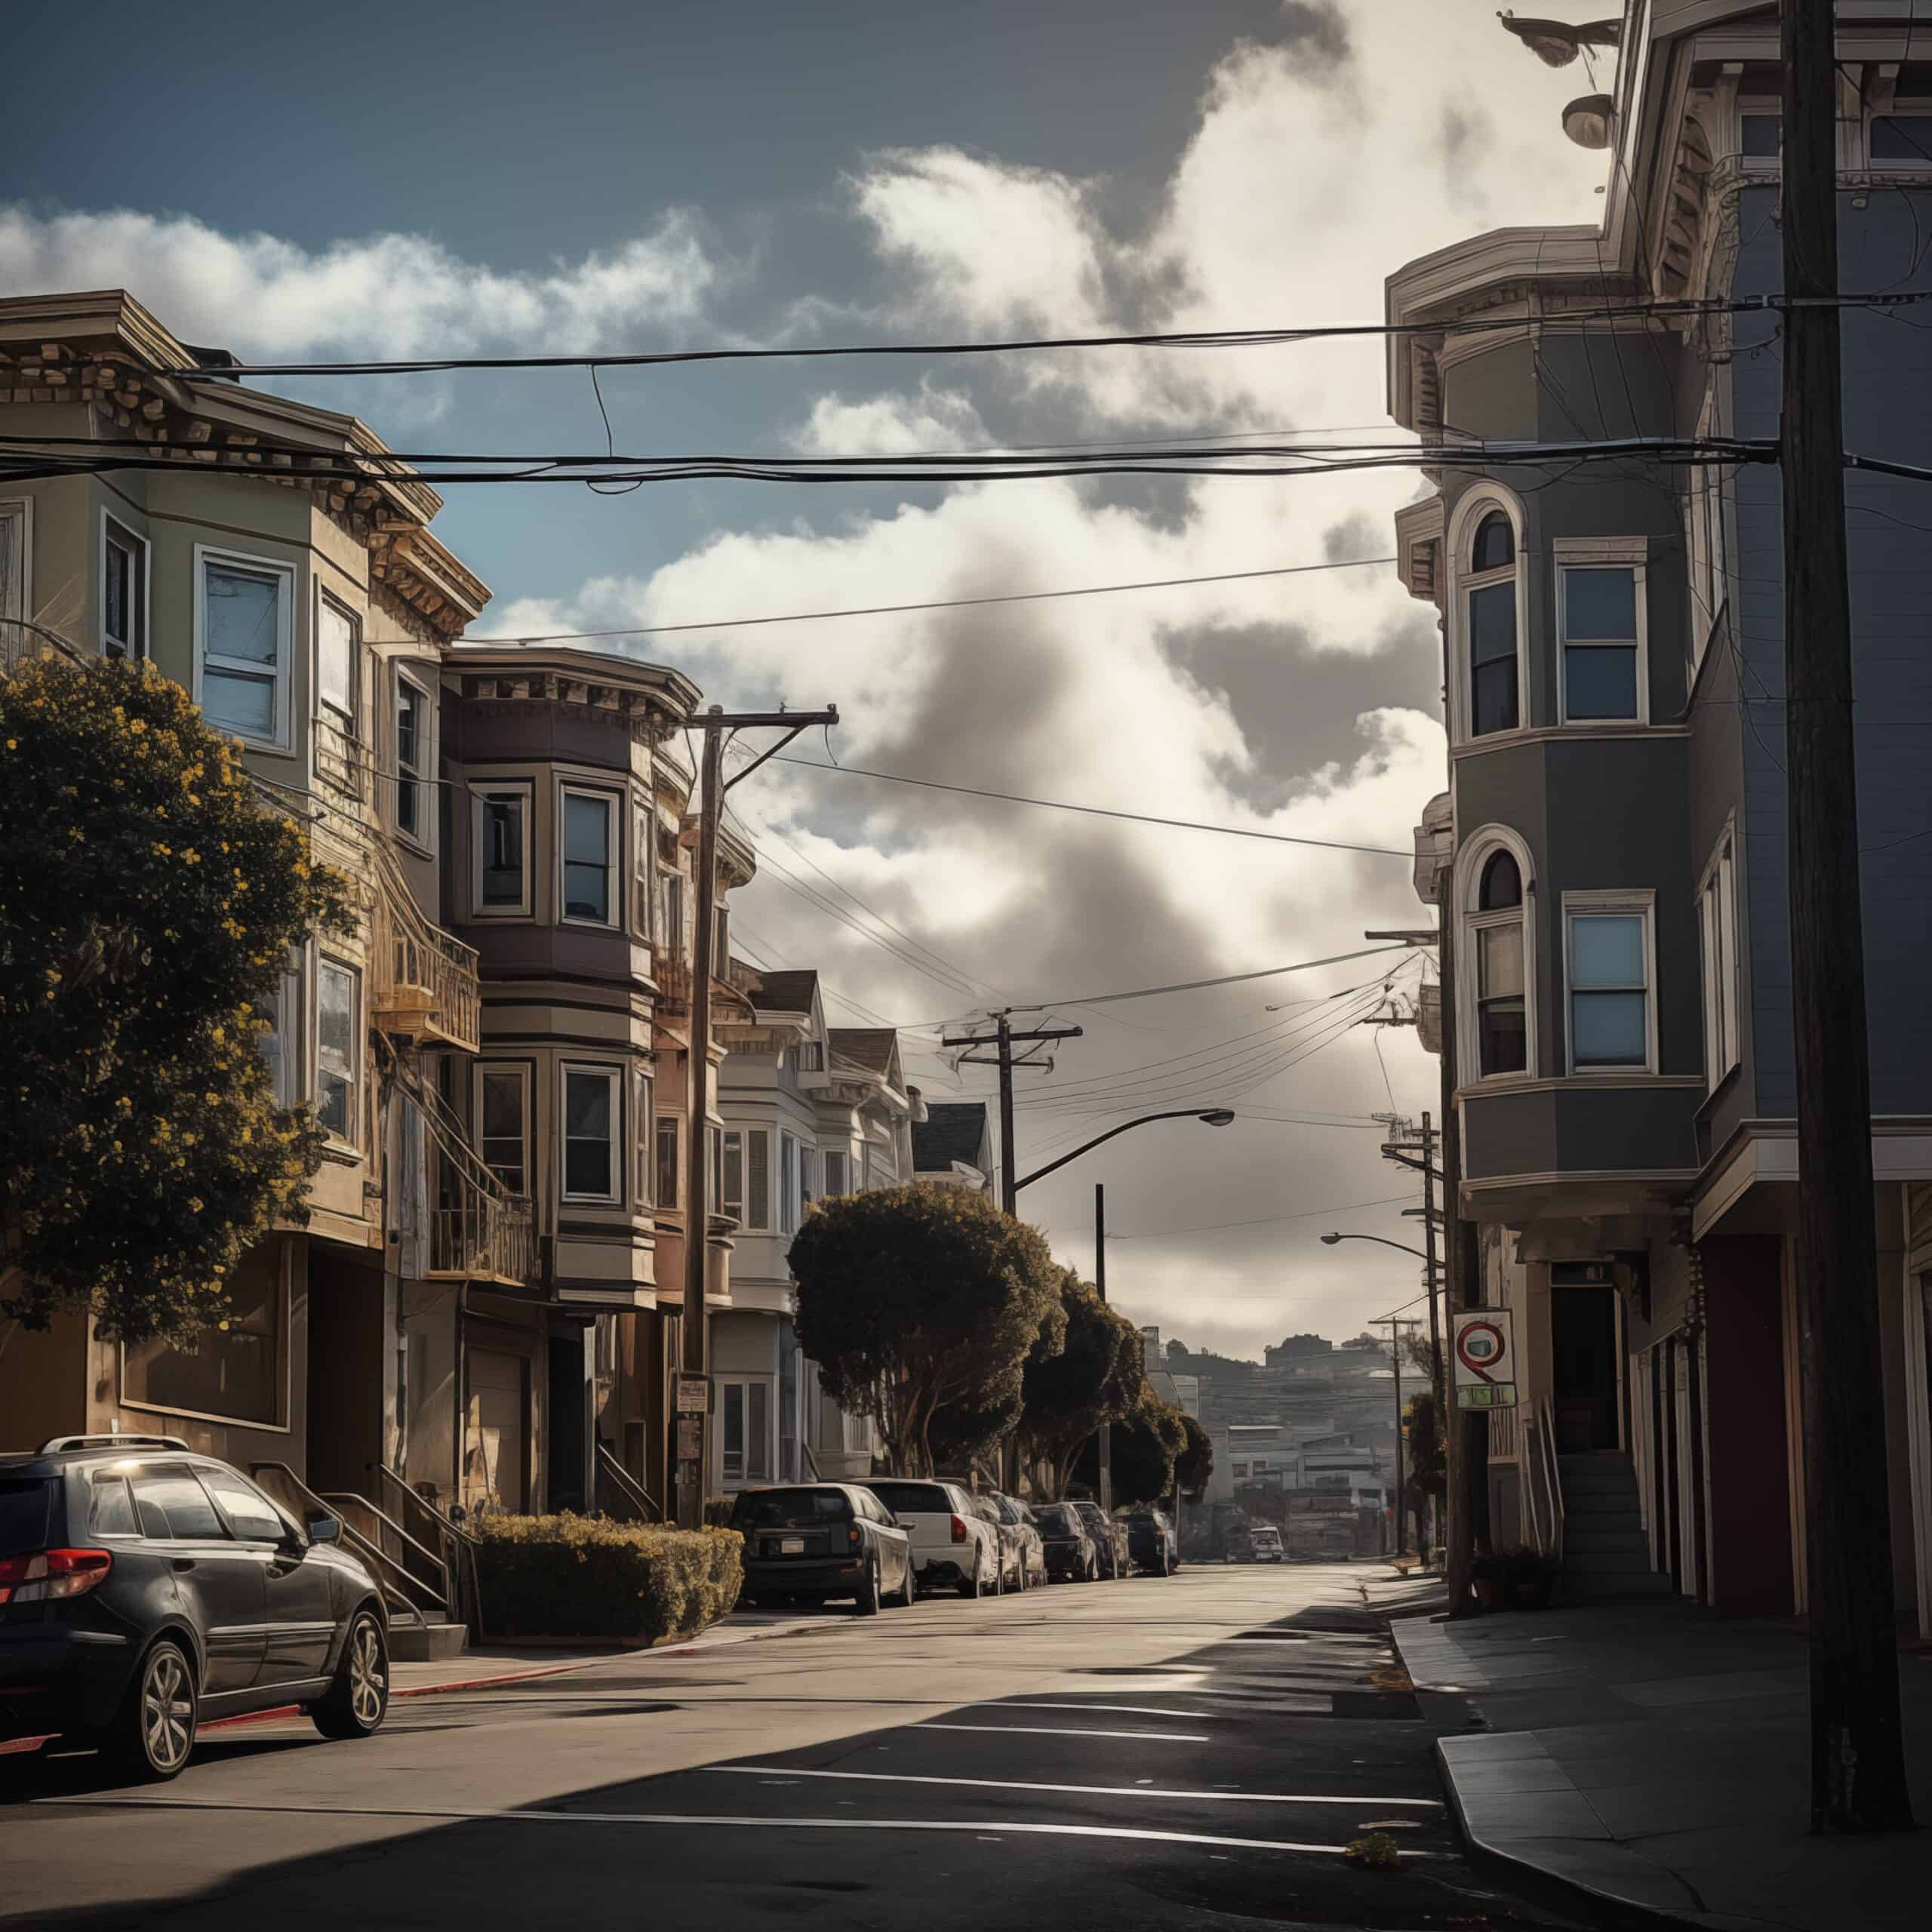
[
  {"xmin": 857, "ymin": 1558, "xmax": 881, "ymax": 1617},
  {"xmin": 899, "ymin": 1556, "xmax": 918, "ymax": 1607},
  {"xmin": 1014, "ymin": 1553, "xmax": 1028, "ymax": 1593},
  {"xmin": 958, "ymin": 1561, "xmax": 982, "ymax": 1600},
  {"xmin": 312, "ymin": 1610, "xmax": 389, "ymax": 1741},
  {"xmin": 107, "ymin": 1638, "xmax": 197, "ymax": 1783}
]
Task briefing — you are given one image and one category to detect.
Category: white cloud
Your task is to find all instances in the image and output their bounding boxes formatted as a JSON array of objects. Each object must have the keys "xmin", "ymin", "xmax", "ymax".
[
  {"xmin": 0, "ymin": 205, "xmax": 720, "ymax": 358},
  {"xmin": 791, "ymin": 380, "xmax": 987, "ymax": 455}
]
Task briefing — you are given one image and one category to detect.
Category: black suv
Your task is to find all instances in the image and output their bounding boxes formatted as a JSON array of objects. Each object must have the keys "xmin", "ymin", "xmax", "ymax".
[{"xmin": 1, "ymin": 1435, "xmax": 390, "ymax": 1780}]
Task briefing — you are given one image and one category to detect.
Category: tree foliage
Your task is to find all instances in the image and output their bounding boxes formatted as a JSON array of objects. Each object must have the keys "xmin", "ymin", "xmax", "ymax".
[
  {"xmin": 1017, "ymin": 1271, "xmax": 1146, "ymax": 1494},
  {"xmin": 1174, "ymin": 1411, "xmax": 1214, "ymax": 1503},
  {"xmin": 1, "ymin": 654, "xmax": 349, "ymax": 1343},
  {"xmin": 789, "ymin": 1182, "xmax": 1063, "ymax": 1476},
  {"xmin": 1107, "ymin": 1392, "xmax": 1189, "ymax": 1507}
]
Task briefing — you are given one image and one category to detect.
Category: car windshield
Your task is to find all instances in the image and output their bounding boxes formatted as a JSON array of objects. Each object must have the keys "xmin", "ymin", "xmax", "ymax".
[
  {"xmin": 1035, "ymin": 1505, "xmax": 1080, "ymax": 1532},
  {"xmin": 0, "ymin": 1478, "xmax": 53, "ymax": 1556},
  {"xmin": 865, "ymin": 1482, "xmax": 952, "ymax": 1516},
  {"xmin": 731, "ymin": 1489, "xmax": 851, "ymax": 1529}
]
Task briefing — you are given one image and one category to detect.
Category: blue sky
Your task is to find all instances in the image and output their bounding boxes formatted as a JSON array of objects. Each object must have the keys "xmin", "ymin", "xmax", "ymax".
[{"xmin": 1, "ymin": 2, "xmax": 1611, "ymax": 1353}]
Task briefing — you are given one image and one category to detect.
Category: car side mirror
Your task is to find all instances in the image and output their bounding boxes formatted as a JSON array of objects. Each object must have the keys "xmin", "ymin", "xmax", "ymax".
[{"xmin": 303, "ymin": 1509, "xmax": 342, "ymax": 1546}]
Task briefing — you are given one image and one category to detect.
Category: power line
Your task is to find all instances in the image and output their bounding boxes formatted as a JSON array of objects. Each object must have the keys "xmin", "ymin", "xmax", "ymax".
[
  {"xmin": 1112, "ymin": 1192, "xmax": 1415, "ymax": 1241},
  {"xmin": 1000, "ymin": 944, "xmax": 1416, "ymax": 1015},
  {"xmin": 768, "ymin": 759, "xmax": 1417, "ymax": 859},
  {"xmin": 111, "ymin": 289, "xmax": 1932, "ymax": 380},
  {"xmin": 463, "ymin": 554, "xmax": 1400, "ymax": 648}
]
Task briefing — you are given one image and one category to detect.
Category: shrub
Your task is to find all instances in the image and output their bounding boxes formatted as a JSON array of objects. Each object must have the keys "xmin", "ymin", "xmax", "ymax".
[
  {"xmin": 703, "ymin": 1497, "xmax": 737, "ymax": 1528},
  {"xmin": 470, "ymin": 1513, "xmax": 743, "ymax": 1642}
]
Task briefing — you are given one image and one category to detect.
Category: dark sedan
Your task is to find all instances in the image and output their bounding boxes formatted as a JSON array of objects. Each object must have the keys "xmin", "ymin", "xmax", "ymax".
[
  {"xmin": 731, "ymin": 1484, "xmax": 913, "ymax": 1615},
  {"xmin": 1, "ymin": 1435, "xmax": 389, "ymax": 1782},
  {"xmin": 1126, "ymin": 1506, "xmax": 1180, "ymax": 1577},
  {"xmin": 1032, "ymin": 1503, "xmax": 1100, "ymax": 1583},
  {"xmin": 1072, "ymin": 1500, "xmax": 1130, "ymax": 1579}
]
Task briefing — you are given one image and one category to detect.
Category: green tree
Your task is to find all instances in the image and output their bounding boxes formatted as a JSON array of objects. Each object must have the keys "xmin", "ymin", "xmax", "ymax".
[
  {"xmin": 1106, "ymin": 1392, "xmax": 1189, "ymax": 1507},
  {"xmin": 1403, "ymin": 1389, "xmax": 1447, "ymax": 1555},
  {"xmin": 789, "ymin": 1182, "xmax": 1063, "ymax": 1476},
  {"xmin": 1, "ymin": 653, "xmax": 349, "ymax": 1345},
  {"xmin": 1017, "ymin": 1271, "xmax": 1145, "ymax": 1494},
  {"xmin": 1174, "ymin": 1412, "xmax": 1214, "ymax": 1503}
]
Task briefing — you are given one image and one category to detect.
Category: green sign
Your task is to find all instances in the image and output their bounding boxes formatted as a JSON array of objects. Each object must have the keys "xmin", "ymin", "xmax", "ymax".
[{"xmin": 1457, "ymin": 1382, "xmax": 1518, "ymax": 1410}]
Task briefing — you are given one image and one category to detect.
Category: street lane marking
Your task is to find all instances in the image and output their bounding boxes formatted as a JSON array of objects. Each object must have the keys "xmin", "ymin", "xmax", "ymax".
[
  {"xmin": 974, "ymin": 1701, "xmax": 1222, "ymax": 1721},
  {"xmin": 701, "ymin": 1767, "xmax": 1444, "ymax": 1807},
  {"xmin": 915, "ymin": 1722, "xmax": 1210, "ymax": 1743},
  {"xmin": 33, "ymin": 1797, "xmax": 1444, "ymax": 1858}
]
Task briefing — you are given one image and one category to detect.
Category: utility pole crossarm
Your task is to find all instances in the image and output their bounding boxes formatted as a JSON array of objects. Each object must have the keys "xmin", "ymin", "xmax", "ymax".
[{"xmin": 720, "ymin": 706, "xmax": 840, "ymax": 792}]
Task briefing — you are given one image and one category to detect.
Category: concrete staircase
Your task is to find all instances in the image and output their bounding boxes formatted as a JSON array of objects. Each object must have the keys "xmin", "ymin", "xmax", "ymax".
[
  {"xmin": 1558, "ymin": 1453, "xmax": 1674, "ymax": 1600},
  {"xmin": 390, "ymin": 1609, "xmax": 468, "ymax": 1663}
]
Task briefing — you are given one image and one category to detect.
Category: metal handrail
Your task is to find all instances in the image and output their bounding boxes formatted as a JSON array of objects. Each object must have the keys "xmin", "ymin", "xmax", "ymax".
[
  {"xmin": 374, "ymin": 1466, "xmax": 482, "ymax": 1636},
  {"xmin": 1536, "ymin": 1397, "xmax": 1565, "ymax": 1564},
  {"xmin": 595, "ymin": 1441, "xmax": 662, "ymax": 1523},
  {"xmin": 251, "ymin": 1462, "xmax": 447, "ymax": 1625},
  {"xmin": 322, "ymin": 1491, "xmax": 454, "ymax": 1599},
  {"xmin": 369, "ymin": 841, "xmax": 481, "ymax": 1052}
]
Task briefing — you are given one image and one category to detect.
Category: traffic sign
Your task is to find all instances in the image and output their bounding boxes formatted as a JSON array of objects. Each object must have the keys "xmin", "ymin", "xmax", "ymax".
[{"xmin": 1453, "ymin": 1308, "xmax": 1516, "ymax": 1401}]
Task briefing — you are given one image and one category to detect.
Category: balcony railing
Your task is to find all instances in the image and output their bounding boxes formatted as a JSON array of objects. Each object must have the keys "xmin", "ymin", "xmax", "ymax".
[
  {"xmin": 654, "ymin": 946, "xmax": 693, "ymax": 1010},
  {"xmin": 428, "ymin": 1196, "xmax": 534, "ymax": 1287},
  {"xmin": 370, "ymin": 843, "xmax": 480, "ymax": 1053}
]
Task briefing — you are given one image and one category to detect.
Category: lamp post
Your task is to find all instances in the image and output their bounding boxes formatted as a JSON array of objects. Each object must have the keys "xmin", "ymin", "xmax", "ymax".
[{"xmin": 1014, "ymin": 1109, "xmax": 1235, "ymax": 1522}]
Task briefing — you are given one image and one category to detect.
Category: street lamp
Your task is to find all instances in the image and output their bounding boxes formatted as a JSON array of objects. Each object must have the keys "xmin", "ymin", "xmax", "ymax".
[
  {"xmin": 1012, "ymin": 1107, "xmax": 1233, "ymax": 1533},
  {"xmin": 1320, "ymin": 1231, "xmax": 1440, "ymax": 1269},
  {"xmin": 1013, "ymin": 1108, "xmax": 1235, "ymax": 1194}
]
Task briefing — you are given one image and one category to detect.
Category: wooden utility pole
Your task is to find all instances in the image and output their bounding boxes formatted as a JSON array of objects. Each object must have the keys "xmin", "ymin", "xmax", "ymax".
[
  {"xmin": 675, "ymin": 703, "xmax": 838, "ymax": 1531},
  {"xmin": 943, "ymin": 1015, "xmax": 1082, "ymax": 1491},
  {"xmin": 1095, "ymin": 1183, "xmax": 1113, "ymax": 1521},
  {"xmin": 1377, "ymin": 1317, "xmax": 1419, "ymax": 1558},
  {"xmin": 1781, "ymin": 0, "xmax": 1912, "ymax": 1834}
]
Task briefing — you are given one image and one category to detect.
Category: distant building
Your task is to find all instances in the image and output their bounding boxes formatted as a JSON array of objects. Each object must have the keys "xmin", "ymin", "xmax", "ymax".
[
  {"xmin": 912, "ymin": 1100, "xmax": 992, "ymax": 1192},
  {"xmin": 1264, "ymin": 1334, "xmax": 1332, "ymax": 1367}
]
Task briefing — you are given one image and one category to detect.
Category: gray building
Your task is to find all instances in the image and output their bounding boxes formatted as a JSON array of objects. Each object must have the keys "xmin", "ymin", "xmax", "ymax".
[{"xmin": 1388, "ymin": 2, "xmax": 1932, "ymax": 1629}]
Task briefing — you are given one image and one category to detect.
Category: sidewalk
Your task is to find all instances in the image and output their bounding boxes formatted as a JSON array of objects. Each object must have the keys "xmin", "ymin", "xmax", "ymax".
[{"xmin": 1392, "ymin": 1600, "xmax": 1932, "ymax": 1930}]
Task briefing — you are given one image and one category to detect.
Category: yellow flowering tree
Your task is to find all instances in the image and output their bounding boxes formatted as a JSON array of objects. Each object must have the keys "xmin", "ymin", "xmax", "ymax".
[
  {"xmin": 0, "ymin": 652, "xmax": 350, "ymax": 1343},
  {"xmin": 789, "ymin": 1182, "xmax": 1064, "ymax": 1478}
]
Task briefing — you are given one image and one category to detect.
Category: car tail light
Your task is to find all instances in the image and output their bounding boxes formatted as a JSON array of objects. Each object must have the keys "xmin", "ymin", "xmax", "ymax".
[
  {"xmin": 950, "ymin": 1515, "xmax": 968, "ymax": 1543},
  {"xmin": 0, "ymin": 1549, "xmax": 113, "ymax": 1605}
]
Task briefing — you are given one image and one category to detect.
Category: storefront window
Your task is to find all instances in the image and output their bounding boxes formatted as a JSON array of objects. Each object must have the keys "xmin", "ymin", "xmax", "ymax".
[{"xmin": 123, "ymin": 1242, "xmax": 285, "ymax": 1426}]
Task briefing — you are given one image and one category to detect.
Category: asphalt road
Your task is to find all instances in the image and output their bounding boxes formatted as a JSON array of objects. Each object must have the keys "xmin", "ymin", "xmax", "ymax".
[{"xmin": 2, "ymin": 1563, "xmax": 1614, "ymax": 1930}]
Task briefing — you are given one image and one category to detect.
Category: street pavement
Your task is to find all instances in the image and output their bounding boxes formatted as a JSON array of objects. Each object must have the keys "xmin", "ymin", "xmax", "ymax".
[{"xmin": 2, "ymin": 1564, "xmax": 1629, "ymax": 1930}]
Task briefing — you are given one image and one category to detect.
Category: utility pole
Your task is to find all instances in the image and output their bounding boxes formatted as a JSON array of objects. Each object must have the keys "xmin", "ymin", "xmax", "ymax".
[
  {"xmin": 676, "ymin": 703, "xmax": 838, "ymax": 1531},
  {"xmin": 1782, "ymin": 0, "xmax": 1912, "ymax": 1834},
  {"xmin": 1094, "ymin": 1183, "xmax": 1113, "ymax": 1525},
  {"xmin": 941, "ymin": 1014, "xmax": 1081, "ymax": 1492},
  {"xmin": 1377, "ymin": 1317, "xmax": 1419, "ymax": 1558}
]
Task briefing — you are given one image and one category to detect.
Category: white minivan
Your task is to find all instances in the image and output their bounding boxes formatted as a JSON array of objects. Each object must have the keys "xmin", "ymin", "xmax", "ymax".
[{"xmin": 860, "ymin": 1479, "xmax": 1004, "ymax": 1598}]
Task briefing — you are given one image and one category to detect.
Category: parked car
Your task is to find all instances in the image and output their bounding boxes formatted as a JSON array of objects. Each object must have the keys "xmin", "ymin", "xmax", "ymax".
[
  {"xmin": 1251, "ymin": 1524, "xmax": 1284, "ymax": 1564},
  {"xmin": 977, "ymin": 1493, "xmax": 1044, "ymax": 1592},
  {"xmin": 1072, "ymin": 1500, "xmax": 1129, "ymax": 1579},
  {"xmin": 996, "ymin": 1494, "xmax": 1048, "ymax": 1588},
  {"xmin": 1125, "ymin": 1506, "xmax": 1180, "ymax": 1577},
  {"xmin": 1031, "ymin": 1503, "xmax": 1099, "ymax": 1583},
  {"xmin": 0, "ymin": 1434, "xmax": 389, "ymax": 1783},
  {"xmin": 732, "ymin": 1483, "xmax": 914, "ymax": 1615},
  {"xmin": 858, "ymin": 1478, "xmax": 1001, "ymax": 1598}
]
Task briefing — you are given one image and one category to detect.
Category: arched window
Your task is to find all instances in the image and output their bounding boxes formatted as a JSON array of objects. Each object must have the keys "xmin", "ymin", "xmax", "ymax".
[
  {"xmin": 1465, "ymin": 506, "xmax": 1521, "ymax": 737},
  {"xmin": 1465, "ymin": 839, "xmax": 1531, "ymax": 1078}
]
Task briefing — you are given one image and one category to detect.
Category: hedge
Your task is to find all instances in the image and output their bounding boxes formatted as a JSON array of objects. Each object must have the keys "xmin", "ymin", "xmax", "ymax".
[{"xmin": 470, "ymin": 1513, "xmax": 743, "ymax": 1643}]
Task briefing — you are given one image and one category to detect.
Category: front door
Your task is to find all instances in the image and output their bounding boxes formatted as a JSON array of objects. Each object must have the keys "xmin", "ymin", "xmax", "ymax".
[
  {"xmin": 1552, "ymin": 1283, "xmax": 1620, "ymax": 1453},
  {"xmin": 128, "ymin": 1465, "xmax": 264, "ymax": 1694},
  {"xmin": 466, "ymin": 1349, "xmax": 528, "ymax": 1513},
  {"xmin": 199, "ymin": 1465, "xmax": 334, "ymax": 1684}
]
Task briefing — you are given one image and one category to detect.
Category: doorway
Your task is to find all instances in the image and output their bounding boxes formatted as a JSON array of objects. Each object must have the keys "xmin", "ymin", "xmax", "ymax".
[
  {"xmin": 1552, "ymin": 1281, "xmax": 1620, "ymax": 1453},
  {"xmin": 464, "ymin": 1349, "xmax": 528, "ymax": 1513}
]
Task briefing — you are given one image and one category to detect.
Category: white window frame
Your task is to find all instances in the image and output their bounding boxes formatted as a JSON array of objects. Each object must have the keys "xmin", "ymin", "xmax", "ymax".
[
  {"xmin": 474, "ymin": 1063, "xmax": 532, "ymax": 1198},
  {"xmin": 0, "ymin": 497, "xmax": 32, "ymax": 657},
  {"xmin": 655, "ymin": 1113, "xmax": 681, "ymax": 1211},
  {"xmin": 716, "ymin": 1374, "xmax": 775, "ymax": 1487},
  {"xmin": 193, "ymin": 544, "xmax": 295, "ymax": 752},
  {"xmin": 635, "ymin": 1066, "xmax": 654, "ymax": 1207},
  {"xmin": 100, "ymin": 513, "xmax": 149, "ymax": 663},
  {"xmin": 315, "ymin": 589, "xmax": 360, "ymax": 736},
  {"xmin": 1447, "ymin": 486, "xmax": 1530, "ymax": 745},
  {"xmin": 472, "ymin": 781, "xmax": 534, "ymax": 919},
  {"xmin": 633, "ymin": 800, "xmax": 655, "ymax": 943},
  {"xmin": 1554, "ymin": 538, "xmax": 1649, "ymax": 727},
  {"xmin": 392, "ymin": 665, "xmax": 435, "ymax": 854},
  {"xmin": 780, "ymin": 1131, "xmax": 798, "ymax": 1235},
  {"xmin": 558, "ymin": 783, "xmax": 620, "ymax": 930},
  {"xmin": 823, "ymin": 1148, "xmax": 849, "ymax": 1198},
  {"xmin": 1455, "ymin": 827, "xmax": 1537, "ymax": 1085},
  {"xmin": 561, "ymin": 1063, "xmax": 623, "ymax": 1206},
  {"xmin": 315, "ymin": 955, "xmax": 361, "ymax": 1149},
  {"xmin": 1699, "ymin": 823, "xmax": 1742, "ymax": 1092},
  {"xmin": 1562, "ymin": 889, "xmax": 1659, "ymax": 1077},
  {"xmin": 260, "ymin": 955, "xmax": 304, "ymax": 1111}
]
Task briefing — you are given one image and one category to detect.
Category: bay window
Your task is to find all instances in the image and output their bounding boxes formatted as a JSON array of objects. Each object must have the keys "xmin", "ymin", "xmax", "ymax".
[
  {"xmin": 1564, "ymin": 894, "xmax": 1656, "ymax": 1073},
  {"xmin": 561, "ymin": 787, "xmax": 617, "ymax": 925},
  {"xmin": 1472, "ymin": 851, "xmax": 1529, "ymax": 1077},
  {"xmin": 1699, "ymin": 829, "xmax": 1741, "ymax": 1091},
  {"xmin": 562, "ymin": 1065, "xmax": 620, "ymax": 1204},
  {"xmin": 476, "ymin": 1066, "xmax": 529, "ymax": 1195},
  {"xmin": 473, "ymin": 783, "xmax": 531, "ymax": 916},
  {"xmin": 1462, "ymin": 505, "xmax": 1521, "ymax": 739},
  {"xmin": 196, "ymin": 548, "xmax": 293, "ymax": 749},
  {"xmin": 102, "ymin": 518, "xmax": 148, "ymax": 662},
  {"xmin": 656, "ymin": 1115, "xmax": 681, "ymax": 1210},
  {"xmin": 316, "ymin": 958, "xmax": 359, "ymax": 1143},
  {"xmin": 1557, "ymin": 543, "xmax": 1646, "ymax": 724},
  {"xmin": 394, "ymin": 670, "xmax": 432, "ymax": 846}
]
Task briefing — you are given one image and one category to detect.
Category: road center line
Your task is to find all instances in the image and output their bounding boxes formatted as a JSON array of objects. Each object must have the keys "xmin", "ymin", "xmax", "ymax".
[
  {"xmin": 914, "ymin": 1722, "xmax": 1210, "ymax": 1742},
  {"xmin": 973, "ymin": 1701, "xmax": 1222, "ymax": 1721},
  {"xmin": 700, "ymin": 1766, "xmax": 1443, "ymax": 1807},
  {"xmin": 32, "ymin": 1796, "xmax": 1442, "ymax": 1858}
]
